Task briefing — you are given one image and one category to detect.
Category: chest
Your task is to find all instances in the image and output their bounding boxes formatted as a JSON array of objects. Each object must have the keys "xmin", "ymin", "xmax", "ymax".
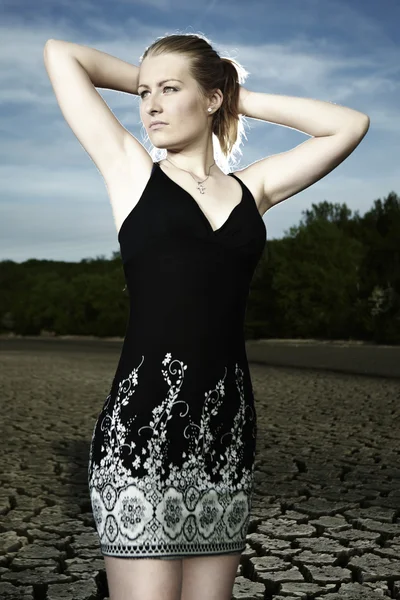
[{"xmin": 106, "ymin": 162, "xmax": 264, "ymax": 236}]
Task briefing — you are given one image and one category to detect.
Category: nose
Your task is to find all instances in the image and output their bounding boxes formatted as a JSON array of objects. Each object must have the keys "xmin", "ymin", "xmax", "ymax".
[{"xmin": 144, "ymin": 93, "xmax": 163, "ymax": 118}]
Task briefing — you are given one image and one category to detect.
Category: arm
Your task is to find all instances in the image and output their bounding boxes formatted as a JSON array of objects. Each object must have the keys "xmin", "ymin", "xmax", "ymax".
[
  {"xmin": 237, "ymin": 87, "xmax": 369, "ymax": 211},
  {"xmin": 238, "ymin": 87, "xmax": 369, "ymax": 136},
  {"xmin": 45, "ymin": 39, "xmax": 140, "ymax": 94},
  {"xmin": 43, "ymin": 40, "xmax": 149, "ymax": 179}
]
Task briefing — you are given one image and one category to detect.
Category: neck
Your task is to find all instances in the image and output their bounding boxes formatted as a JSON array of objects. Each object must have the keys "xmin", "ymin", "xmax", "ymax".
[{"xmin": 165, "ymin": 150, "xmax": 216, "ymax": 180}]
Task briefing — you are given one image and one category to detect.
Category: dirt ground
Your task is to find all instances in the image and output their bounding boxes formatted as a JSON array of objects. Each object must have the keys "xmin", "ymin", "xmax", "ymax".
[{"xmin": 0, "ymin": 338, "xmax": 399, "ymax": 600}]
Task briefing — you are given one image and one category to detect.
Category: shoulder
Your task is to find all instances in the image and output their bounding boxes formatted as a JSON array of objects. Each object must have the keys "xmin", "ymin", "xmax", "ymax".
[{"xmin": 228, "ymin": 167, "xmax": 267, "ymax": 215}]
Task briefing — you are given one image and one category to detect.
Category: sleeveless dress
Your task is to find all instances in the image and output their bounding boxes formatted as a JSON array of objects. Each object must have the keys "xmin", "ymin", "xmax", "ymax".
[{"xmin": 88, "ymin": 161, "xmax": 266, "ymax": 559}]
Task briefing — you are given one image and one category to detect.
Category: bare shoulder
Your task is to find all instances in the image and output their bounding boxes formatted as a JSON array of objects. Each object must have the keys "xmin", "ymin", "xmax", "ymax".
[
  {"xmin": 229, "ymin": 162, "xmax": 270, "ymax": 216},
  {"xmin": 103, "ymin": 132, "xmax": 154, "ymax": 234}
]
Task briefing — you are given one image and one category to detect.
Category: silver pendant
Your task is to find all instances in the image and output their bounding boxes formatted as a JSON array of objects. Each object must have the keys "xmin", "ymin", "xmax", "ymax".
[{"xmin": 197, "ymin": 183, "xmax": 205, "ymax": 194}]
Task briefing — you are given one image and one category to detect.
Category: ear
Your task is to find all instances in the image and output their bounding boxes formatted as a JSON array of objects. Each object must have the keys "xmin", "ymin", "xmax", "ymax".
[{"xmin": 208, "ymin": 88, "xmax": 223, "ymax": 112}]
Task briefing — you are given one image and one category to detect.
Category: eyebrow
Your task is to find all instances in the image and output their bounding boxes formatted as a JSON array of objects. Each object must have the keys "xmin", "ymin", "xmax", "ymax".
[{"xmin": 137, "ymin": 79, "xmax": 184, "ymax": 91}]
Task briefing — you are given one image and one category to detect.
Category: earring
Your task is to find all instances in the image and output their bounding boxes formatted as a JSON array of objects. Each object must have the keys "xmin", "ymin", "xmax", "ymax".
[{"xmin": 208, "ymin": 108, "xmax": 212, "ymax": 112}]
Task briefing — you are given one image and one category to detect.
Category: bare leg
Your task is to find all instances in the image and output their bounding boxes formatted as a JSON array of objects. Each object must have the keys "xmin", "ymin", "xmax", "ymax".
[
  {"xmin": 180, "ymin": 553, "xmax": 242, "ymax": 600},
  {"xmin": 104, "ymin": 555, "xmax": 183, "ymax": 600}
]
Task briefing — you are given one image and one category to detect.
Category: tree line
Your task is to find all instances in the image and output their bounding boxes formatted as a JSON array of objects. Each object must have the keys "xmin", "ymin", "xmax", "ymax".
[{"xmin": 1, "ymin": 192, "xmax": 399, "ymax": 345}]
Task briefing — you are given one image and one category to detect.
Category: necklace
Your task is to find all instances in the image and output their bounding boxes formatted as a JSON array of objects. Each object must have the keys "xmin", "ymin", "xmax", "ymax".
[{"xmin": 164, "ymin": 156, "xmax": 215, "ymax": 194}]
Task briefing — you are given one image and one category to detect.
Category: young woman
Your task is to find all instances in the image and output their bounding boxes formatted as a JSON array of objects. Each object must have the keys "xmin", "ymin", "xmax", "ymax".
[{"xmin": 44, "ymin": 32, "xmax": 369, "ymax": 600}]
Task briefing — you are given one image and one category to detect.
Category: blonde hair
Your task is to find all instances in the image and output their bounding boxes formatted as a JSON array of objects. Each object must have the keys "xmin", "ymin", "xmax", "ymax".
[{"xmin": 139, "ymin": 32, "xmax": 250, "ymax": 169}]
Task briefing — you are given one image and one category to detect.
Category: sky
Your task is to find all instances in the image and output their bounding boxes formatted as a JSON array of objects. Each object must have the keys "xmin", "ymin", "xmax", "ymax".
[{"xmin": 1, "ymin": 0, "xmax": 399, "ymax": 263}]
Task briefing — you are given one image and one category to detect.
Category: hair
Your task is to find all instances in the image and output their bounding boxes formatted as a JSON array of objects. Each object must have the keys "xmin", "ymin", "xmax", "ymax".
[{"xmin": 139, "ymin": 32, "xmax": 250, "ymax": 169}]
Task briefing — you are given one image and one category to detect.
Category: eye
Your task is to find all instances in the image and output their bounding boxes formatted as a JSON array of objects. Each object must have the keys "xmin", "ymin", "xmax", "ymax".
[{"xmin": 139, "ymin": 86, "xmax": 178, "ymax": 99}]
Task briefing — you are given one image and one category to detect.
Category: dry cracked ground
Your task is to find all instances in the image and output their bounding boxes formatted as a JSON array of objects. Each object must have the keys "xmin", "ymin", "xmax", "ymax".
[{"xmin": 0, "ymin": 338, "xmax": 400, "ymax": 600}]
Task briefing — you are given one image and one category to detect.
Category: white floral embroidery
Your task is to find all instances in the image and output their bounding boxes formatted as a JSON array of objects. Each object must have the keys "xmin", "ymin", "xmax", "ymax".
[{"xmin": 88, "ymin": 352, "xmax": 256, "ymax": 558}]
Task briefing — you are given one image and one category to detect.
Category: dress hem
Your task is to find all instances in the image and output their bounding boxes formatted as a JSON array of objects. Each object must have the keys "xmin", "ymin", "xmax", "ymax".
[{"xmin": 100, "ymin": 545, "xmax": 246, "ymax": 560}]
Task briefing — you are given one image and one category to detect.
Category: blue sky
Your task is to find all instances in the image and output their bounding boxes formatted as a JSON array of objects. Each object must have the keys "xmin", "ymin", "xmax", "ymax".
[{"xmin": 1, "ymin": 0, "xmax": 399, "ymax": 263}]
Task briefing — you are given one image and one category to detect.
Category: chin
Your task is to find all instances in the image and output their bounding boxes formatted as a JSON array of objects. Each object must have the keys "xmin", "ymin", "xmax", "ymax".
[{"xmin": 153, "ymin": 140, "xmax": 182, "ymax": 151}]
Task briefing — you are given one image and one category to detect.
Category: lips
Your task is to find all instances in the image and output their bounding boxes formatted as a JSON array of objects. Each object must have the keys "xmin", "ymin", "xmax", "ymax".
[{"xmin": 150, "ymin": 122, "xmax": 167, "ymax": 129}]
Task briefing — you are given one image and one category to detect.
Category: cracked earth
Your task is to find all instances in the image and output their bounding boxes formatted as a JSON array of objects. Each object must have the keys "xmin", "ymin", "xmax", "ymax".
[{"xmin": 0, "ymin": 339, "xmax": 399, "ymax": 599}]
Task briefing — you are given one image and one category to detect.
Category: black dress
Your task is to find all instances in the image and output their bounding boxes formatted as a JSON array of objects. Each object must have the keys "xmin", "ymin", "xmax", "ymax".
[{"xmin": 88, "ymin": 161, "xmax": 266, "ymax": 559}]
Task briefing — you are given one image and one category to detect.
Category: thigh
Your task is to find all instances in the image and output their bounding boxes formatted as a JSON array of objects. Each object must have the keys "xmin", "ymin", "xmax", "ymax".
[
  {"xmin": 104, "ymin": 555, "xmax": 183, "ymax": 600},
  {"xmin": 181, "ymin": 553, "xmax": 242, "ymax": 600}
]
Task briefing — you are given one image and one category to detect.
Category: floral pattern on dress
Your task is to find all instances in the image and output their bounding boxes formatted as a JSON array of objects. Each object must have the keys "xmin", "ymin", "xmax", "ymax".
[{"xmin": 88, "ymin": 351, "xmax": 256, "ymax": 558}]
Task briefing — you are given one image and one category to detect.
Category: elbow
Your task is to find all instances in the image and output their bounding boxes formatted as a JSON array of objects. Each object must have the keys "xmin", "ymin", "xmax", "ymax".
[
  {"xmin": 43, "ymin": 39, "xmax": 55, "ymax": 59},
  {"xmin": 348, "ymin": 114, "xmax": 370, "ymax": 138},
  {"xmin": 360, "ymin": 114, "xmax": 370, "ymax": 132}
]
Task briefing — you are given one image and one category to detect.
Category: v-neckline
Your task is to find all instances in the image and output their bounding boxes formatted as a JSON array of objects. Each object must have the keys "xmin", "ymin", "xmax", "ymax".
[{"xmin": 156, "ymin": 162, "xmax": 245, "ymax": 235}]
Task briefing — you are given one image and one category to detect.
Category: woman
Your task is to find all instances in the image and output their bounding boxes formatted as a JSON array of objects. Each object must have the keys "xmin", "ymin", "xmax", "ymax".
[{"xmin": 44, "ymin": 32, "xmax": 369, "ymax": 600}]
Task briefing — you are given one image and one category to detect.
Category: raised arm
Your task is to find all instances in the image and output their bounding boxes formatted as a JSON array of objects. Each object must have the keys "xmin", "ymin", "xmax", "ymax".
[
  {"xmin": 43, "ymin": 39, "xmax": 149, "ymax": 180},
  {"xmin": 237, "ymin": 86, "xmax": 369, "ymax": 212}
]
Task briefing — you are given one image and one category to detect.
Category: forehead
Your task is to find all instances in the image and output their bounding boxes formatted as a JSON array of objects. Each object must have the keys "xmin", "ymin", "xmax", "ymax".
[{"xmin": 139, "ymin": 53, "xmax": 190, "ymax": 84}]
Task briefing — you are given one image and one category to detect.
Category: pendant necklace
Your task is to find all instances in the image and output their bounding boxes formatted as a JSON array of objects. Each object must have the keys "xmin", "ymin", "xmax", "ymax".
[{"xmin": 164, "ymin": 156, "xmax": 215, "ymax": 194}]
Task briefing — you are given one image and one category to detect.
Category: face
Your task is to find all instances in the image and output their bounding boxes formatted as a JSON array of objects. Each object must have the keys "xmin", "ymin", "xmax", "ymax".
[{"xmin": 138, "ymin": 53, "xmax": 219, "ymax": 150}]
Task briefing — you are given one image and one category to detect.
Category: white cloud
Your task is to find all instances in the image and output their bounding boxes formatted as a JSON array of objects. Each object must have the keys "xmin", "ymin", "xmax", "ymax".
[{"xmin": 0, "ymin": 0, "xmax": 398, "ymax": 261}]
